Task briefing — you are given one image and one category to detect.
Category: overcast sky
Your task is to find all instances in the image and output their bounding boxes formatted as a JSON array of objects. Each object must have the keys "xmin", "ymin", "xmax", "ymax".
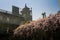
[{"xmin": 0, "ymin": 0, "xmax": 60, "ymax": 20}]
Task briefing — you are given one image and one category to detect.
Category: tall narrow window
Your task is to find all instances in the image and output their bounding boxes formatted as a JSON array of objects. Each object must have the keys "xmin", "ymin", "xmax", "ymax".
[
  {"xmin": 7, "ymin": 17, "xmax": 9, "ymax": 22},
  {"xmin": 0, "ymin": 16, "xmax": 3, "ymax": 20}
]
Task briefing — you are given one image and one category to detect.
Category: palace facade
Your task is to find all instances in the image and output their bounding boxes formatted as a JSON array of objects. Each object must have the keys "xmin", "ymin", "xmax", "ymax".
[{"xmin": 0, "ymin": 4, "xmax": 32, "ymax": 33}]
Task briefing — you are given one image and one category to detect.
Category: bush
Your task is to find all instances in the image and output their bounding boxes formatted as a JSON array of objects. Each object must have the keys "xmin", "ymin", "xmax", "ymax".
[{"xmin": 13, "ymin": 11, "xmax": 60, "ymax": 40}]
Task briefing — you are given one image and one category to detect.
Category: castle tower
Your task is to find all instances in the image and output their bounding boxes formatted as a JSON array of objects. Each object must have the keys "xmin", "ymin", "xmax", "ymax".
[
  {"xmin": 21, "ymin": 4, "xmax": 32, "ymax": 22},
  {"xmin": 12, "ymin": 6, "xmax": 19, "ymax": 16}
]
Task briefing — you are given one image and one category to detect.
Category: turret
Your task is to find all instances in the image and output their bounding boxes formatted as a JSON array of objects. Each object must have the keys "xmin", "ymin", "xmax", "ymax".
[{"xmin": 21, "ymin": 4, "xmax": 32, "ymax": 22}]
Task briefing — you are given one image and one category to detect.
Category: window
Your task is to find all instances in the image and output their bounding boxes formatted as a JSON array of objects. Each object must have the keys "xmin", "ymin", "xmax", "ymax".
[
  {"xmin": 0, "ymin": 16, "xmax": 3, "ymax": 20},
  {"xmin": 7, "ymin": 17, "xmax": 9, "ymax": 21}
]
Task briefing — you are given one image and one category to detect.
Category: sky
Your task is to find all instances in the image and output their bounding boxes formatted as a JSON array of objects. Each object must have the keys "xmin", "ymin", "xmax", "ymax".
[{"xmin": 0, "ymin": 0, "xmax": 60, "ymax": 20}]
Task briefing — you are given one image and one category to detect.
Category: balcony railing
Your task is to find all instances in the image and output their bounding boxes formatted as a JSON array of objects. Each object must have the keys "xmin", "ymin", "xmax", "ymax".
[{"xmin": 0, "ymin": 9, "xmax": 12, "ymax": 14}]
